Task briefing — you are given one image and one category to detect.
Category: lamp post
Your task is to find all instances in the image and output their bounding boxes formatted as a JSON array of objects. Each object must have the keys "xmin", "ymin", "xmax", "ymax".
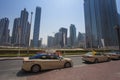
[{"xmin": 114, "ymin": 25, "xmax": 120, "ymax": 51}]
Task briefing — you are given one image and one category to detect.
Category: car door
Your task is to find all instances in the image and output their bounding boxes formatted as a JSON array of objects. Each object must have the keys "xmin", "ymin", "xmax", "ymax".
[
  {"xmin": 47, "ymin": 55, "xmax": 64, "ymax": 69},
  {"xmin": 96, "ymin": 53, "xmax": 105, "ymax": 62}
]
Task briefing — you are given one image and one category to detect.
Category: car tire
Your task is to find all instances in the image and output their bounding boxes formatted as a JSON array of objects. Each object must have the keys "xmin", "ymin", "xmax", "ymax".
[
  {"xmin": 119, "ymin": 56, "xmax": 120, "ymax": 60},
  {"xmin": 107, "ymin": 58, "xmax": 111, "ymax": 62},
  {"xmin": 31, "ymin": 64, "xmax": 41, "ymax": 73},
  {"xmin": 94, "ymin": 59, "xmax": 98, "ymax": 63},
  {"xmin": 64, "ymin": 62, "xmax": 71, "ymax": 68}
]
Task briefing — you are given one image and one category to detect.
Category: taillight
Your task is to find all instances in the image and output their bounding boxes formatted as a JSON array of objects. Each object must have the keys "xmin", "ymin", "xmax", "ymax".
[{"xmin": 112, "ymin": 54, "xmax": 116, "ymax": 56}]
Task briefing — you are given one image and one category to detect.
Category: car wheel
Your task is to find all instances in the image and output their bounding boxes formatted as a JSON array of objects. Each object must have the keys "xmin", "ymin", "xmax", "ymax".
[
  {"xmin": 94, "ymin": 59, "xmax": 98, "ymax": 63},
  {"xmin": 107, "ymin": 58, "xmax": 111, "ymax": 62},
  {"xmin": 64, "ymin": 62, "xmax": 71, "ymax": 68},
  {"xmin": 31, "ymin": 64, "xmax": 41, "ymax": 73},
  {"xmin": 119, "ymin": 56, "xmax": 120, "ymax": 60}
]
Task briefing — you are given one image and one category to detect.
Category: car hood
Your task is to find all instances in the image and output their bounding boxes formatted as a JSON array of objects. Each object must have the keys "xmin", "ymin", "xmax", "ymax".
[{"xmin": 63, "ymin": 58, "xmax": 72, "ymax": 61}]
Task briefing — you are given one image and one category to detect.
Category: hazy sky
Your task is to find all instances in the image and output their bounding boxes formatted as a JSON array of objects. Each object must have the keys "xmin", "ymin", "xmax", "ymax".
[{"xmin": 0, "ymin": 0, "xmax": 120, "ymax": 45}]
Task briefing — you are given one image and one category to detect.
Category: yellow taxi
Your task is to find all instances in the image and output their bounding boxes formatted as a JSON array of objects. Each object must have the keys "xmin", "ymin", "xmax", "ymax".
[
  {"xmin": 105, "ymin": 52, "xmax": 120, "ymax": 60},
  {"xmin": 22, "ymin": 53, "xmax": 73, "ymax": 72},
  {"xmin": 82, "ymin": 52, "xmax": 111, "ymax": 63}
]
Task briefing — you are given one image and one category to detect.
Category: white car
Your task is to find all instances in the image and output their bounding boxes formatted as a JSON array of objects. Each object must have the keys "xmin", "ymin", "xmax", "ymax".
[
  {"xmin": 22, "ymin": 53, "xmax": 73, "ymax": 72},
  {"xmin": 82, "ymin": 52, "xmax": 111, "ymax": 63}
]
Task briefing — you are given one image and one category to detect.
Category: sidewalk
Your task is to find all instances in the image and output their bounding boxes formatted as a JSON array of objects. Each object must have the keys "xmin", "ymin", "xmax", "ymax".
[
  {"xmin": 28, "ymin": 61, "xmax": 120, "ymax": 80},
  {"xmin": 65, "ymin": 55, "xmax": 82, "ymax": 57}
]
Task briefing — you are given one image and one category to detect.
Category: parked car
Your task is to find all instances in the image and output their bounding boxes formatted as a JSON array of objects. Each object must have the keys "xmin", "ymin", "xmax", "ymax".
[
  {"xmin": 82, "ymin": 52, "xmax": 110, "ymax": 63},
  {"xmin": 105, "ymin": 52, "xmax": 120, "ymax": 60},
  {"xmin": 22, "ymin": 53, "xmax": 73, "ymax": 72}
]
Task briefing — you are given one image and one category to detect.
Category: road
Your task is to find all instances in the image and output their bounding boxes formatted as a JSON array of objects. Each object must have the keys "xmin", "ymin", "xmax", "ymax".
[
  {"xmin": 1, "ymin": 56, "xmax": 120, "ymax": 80},
  {"xmin": 0, "ymin": 56, "xmax": 83, "ymax": 80}
]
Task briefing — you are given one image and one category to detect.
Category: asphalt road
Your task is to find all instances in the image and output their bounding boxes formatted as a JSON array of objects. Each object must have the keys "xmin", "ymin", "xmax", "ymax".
[{"xmin": 0, "ymin": 56, "xmax": 83, "ymax": 80}]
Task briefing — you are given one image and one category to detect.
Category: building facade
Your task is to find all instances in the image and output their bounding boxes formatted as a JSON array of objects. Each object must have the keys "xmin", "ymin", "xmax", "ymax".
[
  {"xmin": 54, "ymin": 32, "xmax": 62, "ymax": 48},
  {"xmin": 59, "ymin": 27, "xmax": 67, "ymax": 48},
  {"xmin": 118, "ymin": 14, "xmax": 120, "ymax": 26},
  {"xmin": 33, "ymin": 7, "xmax": 41, "ymax": 48},
  {"xmin": 47, "ymin": 36, "xmax": 54, "ymax": 48},
  {"xmin": 19, "ymin": 8, "xmax": 29, "ymax": 47},
  {"xmin": 84, "ymin": 0, "xmax": 119, "ymax": 48},
  {"xmin": 77, "ymin": 32, "xmax": 85, "ymax": 48},
  {"xmin": 0, "ymin": 18, "xmax": 9, "ymax": 46},
  {"xmin": 11, "ymin": 18, "xmax": 20, "ymax": 46},
  {"xmin": 69, "ymin": 24, "xmax": 76, "ymax": 47}
]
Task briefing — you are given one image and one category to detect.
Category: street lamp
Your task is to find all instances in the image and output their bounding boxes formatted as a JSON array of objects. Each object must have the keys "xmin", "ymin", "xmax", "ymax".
[{"xmin": 114, "ymin": 25, "xmax": 120, "ymax": 51}]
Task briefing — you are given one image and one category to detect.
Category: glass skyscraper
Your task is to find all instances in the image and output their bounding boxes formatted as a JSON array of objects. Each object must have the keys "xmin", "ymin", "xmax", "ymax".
[
  {"xmin": 0, "ymin": 18, "xmax": 9, "ymax": 45},
  {"xmin": 84, "ymin": 0, "xmax": 119, "ymax": 48},
  {"xmin": 33, "ymin": 7, "xmax": 41, "ymax": 48},
  {"xmin": 59, "ymin": 27, "xmax": 67, "ymax": 48},
  {"xmin": 70, "ymin": 24, "xmax": 76, "ymax": 47},
  {"xmin": 11, "ymin": 18, "xmax": 20, "ymax": 45},
  {"xmin": 20, "ymin": 8, "xmax": 29, "ymax": 47}
]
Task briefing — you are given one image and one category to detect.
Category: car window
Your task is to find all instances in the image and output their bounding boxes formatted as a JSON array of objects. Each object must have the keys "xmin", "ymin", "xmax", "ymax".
[
  {"xmin": 95, "ymin": 53, "xmax": 101, "ymax": 55},
  {"xmin": 48, "ymin": 55, "xmax": 59, "ymax": 59},
  {"xmin": 85, "ymin": 52, "xmax": 93, "ymax": 56},
  {"xmin": 40, "ymin": 55, "xmax": 47, "ymax": 59}
]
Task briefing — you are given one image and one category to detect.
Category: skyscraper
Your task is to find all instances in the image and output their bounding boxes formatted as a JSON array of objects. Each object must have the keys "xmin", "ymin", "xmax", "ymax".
[
  {"xmin": 78, "ymin": 32, "xmax": 84, "ymax": 42},
  {"xmin": 33, "ymin": 7, "xmax": 41, "ymax": 48},
  {"xmin": 77, "ymin": 32, "xmax": 86, "ymax": 48},
  {"xmin": 47, "ymin": 36, "xmax": 54, "ymax": 48},
  {"xmin": 59, "ymin": 27, "xmax": 67, "ymax": 48},
  {"xmin": 118, "ymin": 14, "xmax": 120, "ymax": 26},
  {"xmin": 84, "ymin": 0, "xmax": 119, "ymax": 48},
  {"xmin": 69, "ymin": 24, "xmax": 76, "ymax": 47},
  {"xmin": 0, "ymin": 18, "xmax": 9, "ymax": 45},
  {"xmin": 19, "ymin": 8, "xmax": 29, "ymax": 47},
  {"xmin": 54, "ymin": 32, "xmax": 62, "ymax": 48},
  {"xmin": 11, "ymin": 18, "xmax": 20, "ymax": 45}
]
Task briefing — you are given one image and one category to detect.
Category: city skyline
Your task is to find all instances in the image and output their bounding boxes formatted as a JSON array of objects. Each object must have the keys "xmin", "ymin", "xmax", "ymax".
[{"xmin": 0, "ymin": 0, "xmax": 120, "ymax": 45}]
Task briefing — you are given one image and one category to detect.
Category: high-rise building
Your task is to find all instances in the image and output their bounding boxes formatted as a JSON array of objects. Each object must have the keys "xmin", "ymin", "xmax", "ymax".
[
  {"xmin": 54, "ymin": 32, "xmax": 62, "ymax": 48},
  {"xmin": 25, "ymin": 22, "xmax": 31, "ymax": 47},
  {"xmin": 118, "ymin": 14, "xmax": 120, "ymax": 26},
  {"xmin": 59, "ymin": 27, "xmax": 67, "ymax": 48},
  {"xmin": 11, "ymin": 18, "xmax": 20, "ymax": 46},
  {"xmin": 84, "ymin": 0, "xmax": 119, "ymax": 48},
  {"xmin": 33, "ymin": 7, "xmax": 41, "ymax": 48},
  {"xmin": 78, "ymin": 32, "xmax": 84, "ymax": 42},
  {"xmin": 19, "ymin": 8, "xmax": 29, "ymax": 47},
  {"xmin": 69, "ymin": 24, "xmax": 76, "ymax": 47},
  {"xmin": 38, "ymin": 38, "xmax": 42, "ymax": 48},
  {"xmin": 47, "ymin": 36, "xmax": 54, "ymax": 48},
  {"xmin": 77, "ymin": 32, "xmax": 86, "ymax": 48},
  {"xmin": 0, "ymin": 18, "xmax": 9, "ymax": 46}
]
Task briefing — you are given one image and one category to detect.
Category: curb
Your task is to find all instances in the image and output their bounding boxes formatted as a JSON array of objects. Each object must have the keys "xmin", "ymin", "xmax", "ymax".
[{"xmin": 65, "ymin": 55, "xmax": 82, "ymax": 57}]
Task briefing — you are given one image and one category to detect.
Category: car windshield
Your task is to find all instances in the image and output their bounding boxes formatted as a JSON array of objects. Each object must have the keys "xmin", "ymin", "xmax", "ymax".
[
  {"xmin": 29, "ymin": 53, "xmax": 46, "ymax": 59},
  {"xmin": 85, "ymin": 52, "xmax": 93, "ymax": 56}
]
